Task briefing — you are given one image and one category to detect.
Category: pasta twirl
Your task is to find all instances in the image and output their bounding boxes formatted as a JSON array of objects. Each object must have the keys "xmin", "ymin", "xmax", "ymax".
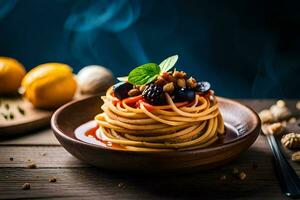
[{"xmin": 94, "ymin": 87, "xmax": 225, "ymax": 151}]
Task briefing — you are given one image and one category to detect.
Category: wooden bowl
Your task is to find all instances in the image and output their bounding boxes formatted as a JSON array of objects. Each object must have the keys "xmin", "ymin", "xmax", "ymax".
[{"xmin": 51, "ymin": 95, "xmax": 261, "ymax": 172}]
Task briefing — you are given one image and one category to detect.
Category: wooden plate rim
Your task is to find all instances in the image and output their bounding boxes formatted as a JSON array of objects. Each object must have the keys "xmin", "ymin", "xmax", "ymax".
[{"xmin": 51, "ymin": 95, "xmax": 261, "ymax": 155}]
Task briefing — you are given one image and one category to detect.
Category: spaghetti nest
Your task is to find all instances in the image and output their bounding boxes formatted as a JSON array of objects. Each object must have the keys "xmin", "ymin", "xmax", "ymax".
[{"xmin": 95, "ymin": 87, "xmax": 225, "ymax": 151}]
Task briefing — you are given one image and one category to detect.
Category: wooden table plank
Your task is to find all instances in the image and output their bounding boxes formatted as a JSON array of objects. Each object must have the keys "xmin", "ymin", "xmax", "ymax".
[
  {"xmin": 0, "ymin": 146, "xmax": 85, "ymax": 168},
  {"xmin": 0, "ymin": 128, "xmax": 59, "ymax": 146},
  {"xmin": 1, "ymin": 99, "xmax": 299, "ymax": 200}
]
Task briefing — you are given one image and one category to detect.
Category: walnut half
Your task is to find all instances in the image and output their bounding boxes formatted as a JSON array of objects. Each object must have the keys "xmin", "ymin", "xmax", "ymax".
[{"xmin": 281, "ymin": 133, "xmax": 300, "ymax": 149}]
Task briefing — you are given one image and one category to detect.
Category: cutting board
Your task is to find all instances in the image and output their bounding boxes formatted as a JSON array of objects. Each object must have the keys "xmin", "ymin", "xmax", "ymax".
[{"xmin": 0, "ymin": 96, "xmax": 53, "ymax": 137}]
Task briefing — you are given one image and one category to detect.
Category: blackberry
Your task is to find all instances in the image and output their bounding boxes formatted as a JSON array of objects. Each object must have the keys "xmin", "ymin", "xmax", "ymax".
[{"xmin": 142, "ymin": 84, "xmax": 166, "ymax": 105}]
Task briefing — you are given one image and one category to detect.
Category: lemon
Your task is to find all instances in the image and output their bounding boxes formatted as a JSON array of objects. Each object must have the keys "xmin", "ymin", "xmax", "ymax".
[
  {"xmin": 0, "ymin": 57, "xmax": 26, "ymax": 95},
  {"xmin": 21, "ymin": 63, "xmax": 77, "ymax": 109}
]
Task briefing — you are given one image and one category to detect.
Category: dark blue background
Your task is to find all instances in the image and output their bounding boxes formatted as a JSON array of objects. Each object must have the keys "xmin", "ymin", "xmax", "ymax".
[{"xmin": 1, "ymin": 0, "xmax": 300, "ymax": 98}]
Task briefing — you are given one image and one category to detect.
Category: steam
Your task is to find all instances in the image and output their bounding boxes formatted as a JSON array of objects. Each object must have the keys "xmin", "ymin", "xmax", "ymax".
[
  {"xmin": 65, "ymin": 0, "xmax": 147, "ymax": 70},
  {"xmin": 65, "ymin": 0, "xmax": 141, "ymax": 32}
]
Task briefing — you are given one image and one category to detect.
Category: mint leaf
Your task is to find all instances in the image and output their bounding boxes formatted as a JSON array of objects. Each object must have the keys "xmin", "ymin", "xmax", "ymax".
[
  {"xmin": 117, "ymin": 76, "xmax": 128, "ymax": 82},
  {"xmin": 159, "ymin": 55, "xmax": 178, "ymax": 73},
  {"xmin": 128, "ymin": 63, "xmax": 160, "ymax": 85}
]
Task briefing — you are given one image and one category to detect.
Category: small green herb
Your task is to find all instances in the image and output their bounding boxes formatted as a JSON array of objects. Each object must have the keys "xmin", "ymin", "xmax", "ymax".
[
  {"xmin": 159, "ymin": 55, "xmax": 178, "ymax": 73},
  {"xmin": 1, "ymin": 113, "xmax": 8, "ymax": 120},
  {"xmin": 9, "ymin": 112, "xmax": 14, "ymax": 120},
  {"xmin": 128, "ymin": 63, "xmax": 160, "ymax": 86},
  {"xmin": 17, "ymin": 106, "xmax": 25, "ymax": 116},
  {"xmin": 125, "ymin": 55, "xmax": 179, "ymax": 86}
]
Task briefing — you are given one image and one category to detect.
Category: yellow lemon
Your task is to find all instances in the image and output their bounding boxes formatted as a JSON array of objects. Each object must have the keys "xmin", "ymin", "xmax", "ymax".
[
  {"xmin": 0, "ymin": 57, "xmax": 26, "ymax": 95},
  {"xmin": 21, "ymin": 63, "xmax": 77, "ymax": 109}
]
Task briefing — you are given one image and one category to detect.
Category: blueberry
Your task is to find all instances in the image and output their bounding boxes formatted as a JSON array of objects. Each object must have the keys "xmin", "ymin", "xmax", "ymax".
[
  {"xmin": 113, "ymin": 82, "xmax": 133, "ymax": 100},
  {"xmin": 175, "ymin": 88, "xmax": 195, "ymax": 102},
  {"xmin": 195, "ymin": 81, "xmax": 210, "ymax": 93}
]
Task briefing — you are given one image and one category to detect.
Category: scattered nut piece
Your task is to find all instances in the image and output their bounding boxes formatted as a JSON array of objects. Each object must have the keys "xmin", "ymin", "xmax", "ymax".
[
  {"xmin": 173, "ymin": 70, "xmax": 186, "ymax": 78},
  {"xmin": 288, "ymin": 117, "xmax": 297, "ymax": 124},
  {"xmin": 41, "ymin": 153, "xmax": 47, "ymax": 156},
  {"xmin": 266, "ymin": 122, "xmax": 284, "ymax": 135},
  {"xmin": 292, "ymin": 151, "xmax": 300, "ymax": 161},
  {"xmin": 258, "ymin": 109, "xmax": 274, "ymax": 124},
  {"xmin": 276, "ymin": 100, "xmax": 286, "ymax": 108},
  {"xmin": 177, "ymin": 78, "xmax": 186, "ymax": 88},
  {"xmin": 219, "ymin": 175, "xmax": 227, "ymax": 181},
  {"xmin": 270, "ymin": 104, "xmax": 291, "ymax": 121},
  {"xmin": 232, "ymin": 167, "xmax": 239, "ymax": 175},
  {"xmin": 9, "ymin": 157, "xmax": 13, "ymax": 161},
  {"xmin": 4, "ymin": 104, "xmax": 9, "ymax": 110},
  {"xmin": 138, "ymin": 85, "xmax": 146, "ymax": 92},
  {"xmin": 22, "ymin": 183, "xmax": 31, "ymax": 190},
  {"xmin": 118, "ymin": 182, "xmax": 126, "ymax": 189},
  {"xmin": 164, "ymin": 73, "xmax": 177, "ymax": 83},
  {"xmin": 163, "ymin": 82, "xmax": 174, "ymax": 93},
  {"xmin": 186, "ymin": 77, "xmax": 197, "ymax": 88},
  {"xmin": 27, "ymin": 163, "xmax": 37, "ymax": 169},
  {"xmin": 155, "ymin": 77, "xmax": 167, "ymax": 86},
  {"xmin": 296, "ymin": 101, "xmax": 300, "ymax": 110},
  {"xmin": 49, "ymin": 177, "xmax": 57, "ymax": 183},
  {"xmin": 128, "ymin": 89, "xmax": 140, "ymax": 97},
  {"xmin": 281, "ymin": 133, "xmax": 300, "ymax": 149},
  {"xmin": 239, "ymin": 172, "xmax": 247, "ymax": 180}
]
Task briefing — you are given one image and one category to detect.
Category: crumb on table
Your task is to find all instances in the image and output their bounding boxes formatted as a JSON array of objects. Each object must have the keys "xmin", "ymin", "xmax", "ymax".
[{"xmin": 22, "ymin": 183, "xmax": 31, "ymax": 190}]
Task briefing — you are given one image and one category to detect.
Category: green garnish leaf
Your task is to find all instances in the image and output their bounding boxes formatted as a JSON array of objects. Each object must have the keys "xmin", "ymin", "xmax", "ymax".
[
  {"xmin": 159, "ymin": 55, "xmax": 178, "ymax": 73},
  {"xmin": 128, "ymin": 63, "xmax": 160, "ymax": 86}
]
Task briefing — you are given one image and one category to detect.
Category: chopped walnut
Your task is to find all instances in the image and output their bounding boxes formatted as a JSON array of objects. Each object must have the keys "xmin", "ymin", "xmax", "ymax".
[
  {"xmin": 219, "ymin": 175, "xmax": 227, "ymax": 181},
  {"xmin": 186, "ymin": 77, "xmax": 197, "ymax": 88},
  {"xmin": 292, "ymin": 151, "xmax": 300, "ymax": 161},
  {"xmin": 173, "ymin": 70, "xmax": 186, "ymax": 78},
  {"xmin": 128, "ymin": 89, "xmax": 140, "ymax": 97},
  {"xmin": 27, "ymin": 163, "xmax": 37, "ymax": 169},
  {"xmin": 281, "ymin": 133, "xmax": 300, "ymax": 149},
  {"xmin": 155, "ymin": 77, "xmax": 167, "ymax": 86},
  {"xmin": 270, "ymin": 104, "xmax": 291, "ymax": 121},
  {"xmin": 177, "ymin": 78, "xmax": 186, "ymax": 88},
  {"xmin": 232, "ymin": 167, "xmax": 239, "ymax": 175},
  {"xmin": 139, "ymin": 85, "xmax": 146, "ymax": 92},
  {"xmin": 289, "ymin": 117, "xmax": 297, "ymax": 124},
  {"xmin": 164, "ymin": 73, "xmax": 177, "ymax": 83},
  {"xmin": 22, "ymin": 183, "xmax": 31, "ymax": 190},
  {"xmin": 163, "ymin": 82, "xmax": 174, "ymax": 93},
  {"xmin": 49, "ymin": 177, "xmax": 57, "ymax": 183},
  {"xmin": 296, "ymin": 101, "xmax": 300, "ymax": 110},
  {"xmin": 258, "ymin": 109, "xmax": 274, "ymax": 124},
  {"xmin": 266, "ymin": 122, "xmax": 284, "ymax": 135},
  {"xmin": 239, "ymin": 172, "xmax": 247, "ymax": 180},
  {"xmin": 276, "ymin": 100, "xmax": 286, "ymax": 108}
]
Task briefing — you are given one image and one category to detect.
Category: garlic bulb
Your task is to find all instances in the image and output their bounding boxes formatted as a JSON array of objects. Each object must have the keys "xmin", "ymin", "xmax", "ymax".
[{"xmin": 77, "ymin": 65, "xmax": 114, "ymax": 94}]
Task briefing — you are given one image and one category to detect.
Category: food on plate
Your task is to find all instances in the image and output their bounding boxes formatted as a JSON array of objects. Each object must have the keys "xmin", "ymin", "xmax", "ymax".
[
  {"xmin": 21, "ymin": 63, "xmax": 77, "ymax": 109},
  {"xmin": 77, "ymin": 65, "xmax": 113, "ymax": 95},
  {"xmin": 94, "ymin": 55, "xmax": 225, "ymax": 151},
  {"xmin": 0, "ymin": 57, "xmax": 26, "ymax": 95}
]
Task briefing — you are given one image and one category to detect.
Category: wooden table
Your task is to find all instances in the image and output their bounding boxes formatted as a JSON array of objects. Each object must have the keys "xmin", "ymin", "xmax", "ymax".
[{"xmin": 0, "ymin": 100, "xmax": 299, "ymax": 200}]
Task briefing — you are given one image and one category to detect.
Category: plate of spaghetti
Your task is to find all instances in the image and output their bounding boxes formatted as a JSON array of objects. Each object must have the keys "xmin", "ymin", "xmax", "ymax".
[{"xmin": 52, "ymin": 55, "xmax": 261, "ymax": 172}]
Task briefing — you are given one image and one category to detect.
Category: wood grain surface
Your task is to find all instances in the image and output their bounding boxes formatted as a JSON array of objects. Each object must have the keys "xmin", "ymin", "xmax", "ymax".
[{"xmin": 0, "ymin": 99, "xmax": 299, "ymax": 199}]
